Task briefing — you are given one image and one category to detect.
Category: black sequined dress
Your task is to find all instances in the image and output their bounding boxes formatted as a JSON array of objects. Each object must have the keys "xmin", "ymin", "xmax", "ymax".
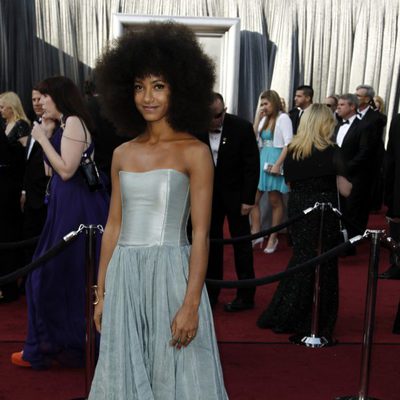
[{"xmin": 257, "ymin": 146, "xmax": 341, "ymax": 337}]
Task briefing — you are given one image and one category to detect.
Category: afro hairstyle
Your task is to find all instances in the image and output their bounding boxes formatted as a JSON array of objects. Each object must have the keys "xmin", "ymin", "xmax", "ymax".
[{"xmin": 95, "ymin": 21, "xmax": 216, "ymax": 136}]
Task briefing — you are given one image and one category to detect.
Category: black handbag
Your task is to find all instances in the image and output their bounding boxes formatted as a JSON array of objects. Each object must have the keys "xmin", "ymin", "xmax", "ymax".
[
  {"xmin": 79, "ymin": 120, "xmax": 102, "ymax": 192},
  {"xmin": 80, "ymin": 153, "xmax": 102, "ymax": 192}
]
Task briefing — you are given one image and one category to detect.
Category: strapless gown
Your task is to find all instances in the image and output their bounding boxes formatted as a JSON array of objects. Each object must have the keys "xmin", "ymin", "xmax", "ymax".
[{"xmin": 89, "ymin": 169, "xmax": 228, "ymax": 400}]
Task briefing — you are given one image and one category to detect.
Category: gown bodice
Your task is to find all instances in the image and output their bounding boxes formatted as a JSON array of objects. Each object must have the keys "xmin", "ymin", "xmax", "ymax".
[
  {"xmin": 260, "ymin": 128, "xmax": 272, "ymax": 141},
  {"xmin": 118, "ymin": 169, "xmax": 190, "ymax": 247}
]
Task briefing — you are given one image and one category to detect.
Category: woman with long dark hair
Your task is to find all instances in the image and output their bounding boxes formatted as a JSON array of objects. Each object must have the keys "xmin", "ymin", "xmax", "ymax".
[{"xmin": 11, "ymin": 76, "xmax": 109, "ymax": 369}]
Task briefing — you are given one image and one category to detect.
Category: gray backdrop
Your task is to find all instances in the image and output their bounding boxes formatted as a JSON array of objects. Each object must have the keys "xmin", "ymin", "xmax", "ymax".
[{"xmin": 1, "ymin": 0, "xmax": 400, "ymax": 124}]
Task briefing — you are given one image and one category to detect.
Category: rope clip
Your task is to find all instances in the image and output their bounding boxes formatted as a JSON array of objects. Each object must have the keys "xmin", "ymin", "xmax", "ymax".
[{"xmin": 63, "ymin": 224, "xmax": 86, "ymax": 242}]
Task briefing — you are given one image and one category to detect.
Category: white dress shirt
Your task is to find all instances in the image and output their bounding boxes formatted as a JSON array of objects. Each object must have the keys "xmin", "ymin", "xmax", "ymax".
[
  {"xmin": 357, "ymin": 105, "xmax": 370, "ymax": 120},
  {"xmin": 336, "ymin": 114, "xmax": 358, "ymax": 147},
  {"xmin": 27, "ymin": 137, "xmax": 36, "ymax": 159},
  {"xmin": 209, "ymin": 128, "xmax": 222, "ymax": 165}
]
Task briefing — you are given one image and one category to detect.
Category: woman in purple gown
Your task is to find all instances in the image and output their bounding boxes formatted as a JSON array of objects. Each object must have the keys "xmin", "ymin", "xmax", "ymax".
[{"xmin": 11, "ymin": 76, "xmax": 109, "ymax": 369}]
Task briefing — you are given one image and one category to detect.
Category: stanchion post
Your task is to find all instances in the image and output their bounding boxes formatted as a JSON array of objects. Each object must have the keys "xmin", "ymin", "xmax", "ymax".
[
  {"xmin": 290, "ymin": 203, "xmax": 336, "ymax": 348},
  {"xmin": 311, "ymin": 203, "xmax": 324, "ymax": 337},
  {"xmin": 335, "ymin": 230, "xmax": 382, "ymax": 400},
  {"xmin": 71, "ymin": 225, "xmax": 97, "ymax": 400}
]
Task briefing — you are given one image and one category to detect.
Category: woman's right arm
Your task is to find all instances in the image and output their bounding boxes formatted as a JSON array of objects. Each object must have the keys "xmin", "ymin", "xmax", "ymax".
[{"xmin": 93, "ymin": 146, "xmax": 123, "ymax": 332}]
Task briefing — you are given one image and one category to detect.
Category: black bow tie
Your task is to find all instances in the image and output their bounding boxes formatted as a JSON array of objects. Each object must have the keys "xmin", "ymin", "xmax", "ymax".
[
  {"xmin": 340, "ymin": 120, "xmax": 350, "ymax": 125},
  {"xmin": 211, "ymin": 129, "xmax": 222, "ymax": 134}
]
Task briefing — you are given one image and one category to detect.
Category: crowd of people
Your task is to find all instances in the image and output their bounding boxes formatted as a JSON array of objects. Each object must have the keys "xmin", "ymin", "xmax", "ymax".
[{"xmin": 1, "ymin": 19, "xmax": 399, "ymax": 398}]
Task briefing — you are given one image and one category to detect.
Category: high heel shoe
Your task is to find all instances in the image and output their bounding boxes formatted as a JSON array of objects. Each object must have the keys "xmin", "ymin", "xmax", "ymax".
[
  {"xmin": 252, "ymin": 237, "xmax": 264, "ymax": 249},
  {"xmin": 264, "ymin": 238, "xmax": 279, "ymax": 254}
]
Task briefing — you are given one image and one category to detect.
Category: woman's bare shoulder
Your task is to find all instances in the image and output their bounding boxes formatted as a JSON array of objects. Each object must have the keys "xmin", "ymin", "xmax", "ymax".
[
  {"xmin": 112, "ymin": 138, "xmax": 140, "ymax": 163},
  {"xmin": 114, "ymin": 137, "xmax": 140, "ymax": 153},
  {"xmin": 178, "ymin": 135, "xmax": 212, "ymax": 171},
  {"xmin": 174, "ymin": 132, "xmax": 205, "ymax": 147}
]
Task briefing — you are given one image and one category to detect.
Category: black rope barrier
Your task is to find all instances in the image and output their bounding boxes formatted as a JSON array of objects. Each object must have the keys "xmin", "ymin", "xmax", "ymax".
[
  {"xmin": 0, "ymin": 235, "xmax": 39, "ymax": 250},
  {"xmin": 206, "ymin": 234, "xmax": 365, "ymax": 288},
  {"xmin": 210, "ymin": 204, "xmax": 317, "ymax": 244},
  {"xmin": 0, "ymin": 227, "xmax": 84, "ymax": 285}
]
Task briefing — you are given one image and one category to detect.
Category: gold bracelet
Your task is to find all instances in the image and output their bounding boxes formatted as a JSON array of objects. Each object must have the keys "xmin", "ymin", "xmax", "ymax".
[{"xmin": 92, "ymin": 285, "xmax": 105, "ymax": 305}]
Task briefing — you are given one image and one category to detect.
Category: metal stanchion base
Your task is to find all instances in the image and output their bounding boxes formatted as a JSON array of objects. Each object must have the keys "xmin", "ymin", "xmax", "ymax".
[
  {"xmin": 334, "ymin": 396, "xmax": 380, "ymax": 399},
  {"xmin": 289, "ymin": 333, "xmax": 337, "ymax": 348}
]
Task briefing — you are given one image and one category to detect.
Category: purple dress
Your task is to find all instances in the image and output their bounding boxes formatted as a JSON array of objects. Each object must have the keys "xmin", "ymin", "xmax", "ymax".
[{"xmin": 23, "ymin": 126, "xmax": 109, "ymax": 369}]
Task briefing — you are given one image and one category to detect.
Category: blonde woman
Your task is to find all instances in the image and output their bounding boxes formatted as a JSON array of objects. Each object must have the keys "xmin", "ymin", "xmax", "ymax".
[
  {"xmin": 250, "ymin": 90, "xmax": 293, "ymax": 253},
  {"xmin": 0, "ymin": 91, "xmax": 30, "ymax": 146},
  {"xmin": 0, "ymin": 92, "xmax": 30, "ymax": 302},
  {"xmin": 257, "ymin": 104, "xmax": 351, "ymax": 338},
  {"xmin": 373, "ymin": 95, "xmax": 385, "ymax": 113}
]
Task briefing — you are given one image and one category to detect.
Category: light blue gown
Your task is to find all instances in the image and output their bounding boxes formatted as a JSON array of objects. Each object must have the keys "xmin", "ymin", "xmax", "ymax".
[
  {"xmin": 258, "ymin": 129, "xmax": 288, "ymax": 193},
  {"xmin": 89, "ymin": 169, "xmax": 228, "ymax": 400}
]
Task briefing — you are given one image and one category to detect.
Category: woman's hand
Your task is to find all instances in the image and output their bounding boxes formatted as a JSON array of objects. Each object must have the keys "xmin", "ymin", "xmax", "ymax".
[
  {"xmin": 337, "ymin": 175, "xmax": 352, "ymax": 198},
  {"xmin": 93, "ymin": 299, "xmax": 104, "ymax": 333},
  {"xmin": 41, "ymin": 116, "xmax": 56, "ymax": 137},
  {"xmin": 31, "ymin": 117, "xmax": 56, "ymax": 143},
  {"xmin": 170, "ymin": 304, "xmax": 199, "ymax": 349},
  {"xmin": 270, "ymin": 164, "xmax": 281, "ymax": 176}
]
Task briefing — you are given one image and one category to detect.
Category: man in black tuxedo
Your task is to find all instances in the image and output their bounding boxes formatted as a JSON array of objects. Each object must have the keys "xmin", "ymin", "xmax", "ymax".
[
  {"xmin": 288, "ymin": 85, "xmax": 313, "ymax": 134},
  {"xmin": 335, "ymin": 94, "xmax": 372, "ymax": 249},
  {"xmin": 200, "ymin": 93, "xmax": 260, "ymax": 311},
  {"xmin": 380, "ymin": 113, "xmax": 400, "ymax": 279},
  {"xmin": 20, "ymin": 89, "xmax": 49, "ymax": 262},
  {"xmin": 355, "ymin": 84, "xmax": 387, "ymax": 212}
]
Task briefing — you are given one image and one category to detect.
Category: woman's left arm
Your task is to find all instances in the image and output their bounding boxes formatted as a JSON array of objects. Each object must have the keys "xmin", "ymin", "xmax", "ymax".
[
  {"xmin": 170, "ymin": 142, "xmax": 214, "ymax": 349},
  {"xmin": 32, "ymin": 116, "xmax": 86, "ymax": 181}
]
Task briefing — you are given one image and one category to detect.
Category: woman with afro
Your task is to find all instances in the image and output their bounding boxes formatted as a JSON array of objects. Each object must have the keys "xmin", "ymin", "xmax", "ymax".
[{"xmin": 88, "ymin": 21, "xmax": 228, "ymax": 399}]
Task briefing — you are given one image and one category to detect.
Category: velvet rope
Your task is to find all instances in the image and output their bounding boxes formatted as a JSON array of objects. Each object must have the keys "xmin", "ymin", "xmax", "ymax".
[
  {"xmin": 0, "ymin": 227, "xmax": 85, "ymax": 285},
  {"xmin": 206, "ymin": 234, "xmax": 366, "ymax": 288},
  {"xmin": 210, "ymin": 204, "xmax": 318, "ymax": 244},
  {"xmin": 0, "ymin": 235, "xmax": 39, "ymax": 250}
]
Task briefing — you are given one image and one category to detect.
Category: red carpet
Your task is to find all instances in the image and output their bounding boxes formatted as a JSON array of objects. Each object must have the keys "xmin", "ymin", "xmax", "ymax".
[{"xmin": 1, "ymin": 211, "xmax": 399, "ymax": 399}]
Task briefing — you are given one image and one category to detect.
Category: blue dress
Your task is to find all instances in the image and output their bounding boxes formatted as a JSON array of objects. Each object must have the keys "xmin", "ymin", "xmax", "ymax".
[
  {"xmin": 89, "ymin": 169, "xmax": 228, "ymax": 400},
  {"xmin": 258, "ymin": 129, "xmax": 288, "ymax": 193},
  {"xmin": 23, "ymin": 126, "xmax": 110, "ymax": 369}
]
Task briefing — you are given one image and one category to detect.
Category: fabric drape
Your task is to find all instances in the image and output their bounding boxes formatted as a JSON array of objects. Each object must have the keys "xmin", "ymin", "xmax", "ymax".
[{"xmin": 1, "ymin": 0, "xmax": 399, "ymax": 127}]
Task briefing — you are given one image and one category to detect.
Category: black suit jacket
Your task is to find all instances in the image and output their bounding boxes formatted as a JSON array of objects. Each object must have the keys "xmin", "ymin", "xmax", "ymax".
[
  {"xmin": 199, "ymin": 113, "xmax": 260, "ymax": 208},
  {"xmin": 384, "ymin": 114, "xmax": 400, "ymax": 218},
  {"xmin": 289, "ymin": 107, "xmax": 301, "ymax": 135},
  {"xmin": 359, "ymin": 108, "xmax": 386, "ymax": 147},
  {"xmin": 23, "ymin": 136, "xmax": 49, "ymax": 210}
]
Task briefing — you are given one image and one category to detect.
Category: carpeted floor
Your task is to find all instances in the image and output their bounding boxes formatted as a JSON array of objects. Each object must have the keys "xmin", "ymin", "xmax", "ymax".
[{"xmin": 0, "ymin": 211, "xmax": 399, "ymax": 399}]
